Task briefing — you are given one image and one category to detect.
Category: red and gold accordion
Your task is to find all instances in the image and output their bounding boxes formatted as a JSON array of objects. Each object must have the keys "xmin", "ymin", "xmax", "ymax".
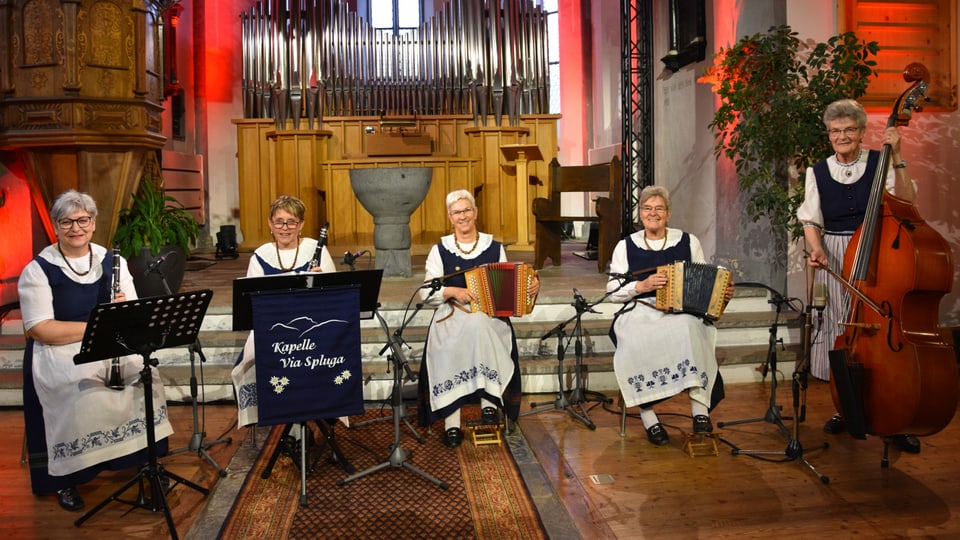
[
  {"xmin": 464, "ymin": 262, "xmax": 538, "ymax": 317},
  {"xmin": 654, "ymin": 261, "xmax": 732, "ymax": 321}
]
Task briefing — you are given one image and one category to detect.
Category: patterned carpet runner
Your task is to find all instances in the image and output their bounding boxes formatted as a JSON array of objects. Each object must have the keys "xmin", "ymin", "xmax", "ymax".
[{"xmin": 219, "ymin": 407, "xmax": 545, "ymax": 539}]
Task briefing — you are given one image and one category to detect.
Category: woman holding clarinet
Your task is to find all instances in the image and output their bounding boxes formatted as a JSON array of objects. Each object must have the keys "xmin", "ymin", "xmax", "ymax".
[
  {"xmin": 18, "ymin": 189, "xmax": 172, "ymax": 512},
  {"xmin": 231, "ymin": 195, "xmax": 336, "ymax": 428}
]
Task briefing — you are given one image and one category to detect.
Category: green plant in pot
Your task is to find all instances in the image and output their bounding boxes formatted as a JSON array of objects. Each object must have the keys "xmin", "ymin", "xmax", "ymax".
[
  {"xmin": 113, "ymin": 173, "xmax": 201, "ymax": 297},
  {"xmin": 700, "ymin": 25, "xmax": 879, "ymax": 242}
]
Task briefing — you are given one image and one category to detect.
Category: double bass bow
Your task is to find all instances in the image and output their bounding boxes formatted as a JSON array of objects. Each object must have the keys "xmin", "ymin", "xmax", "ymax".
[{"xmin": 828, "ymin": 63, "xmax": 957, "ymax": 445}]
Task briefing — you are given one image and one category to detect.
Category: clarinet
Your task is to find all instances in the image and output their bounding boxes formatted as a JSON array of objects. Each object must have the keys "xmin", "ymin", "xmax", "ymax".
[
  {"xmin": 309, "ymin": 222, "xmax": 330, "ymax": 270},
  {"xmin": 106, "ymin": 245, "xmax": 125, "ymax": 390}
]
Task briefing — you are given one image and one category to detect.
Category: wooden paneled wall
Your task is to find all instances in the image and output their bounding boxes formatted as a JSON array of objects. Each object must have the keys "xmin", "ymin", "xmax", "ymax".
[
  {"xmin": 234, "ymin": 115, "xmax": 560, "ymax": 255},
  {"xmin": 161, "ymin": 150, "xmax": 205, "ymax": 225}
]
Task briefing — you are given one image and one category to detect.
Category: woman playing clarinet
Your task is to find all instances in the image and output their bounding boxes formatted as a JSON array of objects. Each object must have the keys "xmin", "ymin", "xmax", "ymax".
[{"xmin": 231, "ymin": 195, "xmax": 335, "ymax": 428}]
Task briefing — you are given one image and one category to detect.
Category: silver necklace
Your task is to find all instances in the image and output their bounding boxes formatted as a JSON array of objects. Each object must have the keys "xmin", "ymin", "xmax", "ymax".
[{"xmin": 835, "ymin": 151, "xmax": 862, "ymax": 177}]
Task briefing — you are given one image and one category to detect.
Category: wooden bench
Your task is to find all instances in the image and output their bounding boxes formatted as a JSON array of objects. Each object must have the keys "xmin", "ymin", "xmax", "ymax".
[{"xmin": 532, "ymin": 156, "xmax": 622, "ymax": 273}]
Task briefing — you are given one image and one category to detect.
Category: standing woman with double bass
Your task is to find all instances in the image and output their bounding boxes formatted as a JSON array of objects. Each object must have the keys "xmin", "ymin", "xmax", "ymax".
[{"xmin": 796, "ymin": 98, "xmax": 921, "ymax": 453}]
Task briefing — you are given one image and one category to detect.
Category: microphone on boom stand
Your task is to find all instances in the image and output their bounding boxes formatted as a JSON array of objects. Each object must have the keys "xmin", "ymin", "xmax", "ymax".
[
  {"xmin": 342, "ymin": 250, "xmax": 369, "ymax": 270},
  {"xmin": 813, "ymin": 282, "xmax": 828, "ymax": 331},
  {"xmin": 142, "ymin": 252, "xmax": 170, "ymax": 276}
]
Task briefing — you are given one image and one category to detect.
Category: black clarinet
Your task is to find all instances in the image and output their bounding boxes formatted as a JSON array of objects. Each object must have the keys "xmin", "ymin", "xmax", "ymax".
[
  {"xmin": 106, "ymin": 245, "xmax": 124, "ymax": 390},
  {"xmin": 309, "ymin": 222, "xmax": 330, "ymax": 269}
]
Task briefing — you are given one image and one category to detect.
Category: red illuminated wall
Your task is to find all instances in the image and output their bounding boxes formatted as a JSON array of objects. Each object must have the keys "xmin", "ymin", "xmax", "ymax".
[{"xmin": 0, "ymin": 153, "xmax": 55, "ymax": 306}]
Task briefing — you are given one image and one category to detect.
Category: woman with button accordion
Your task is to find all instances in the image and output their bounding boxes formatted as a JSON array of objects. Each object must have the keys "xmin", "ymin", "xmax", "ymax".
[
  {"xmin": 417, "ymin": 189, "xmax": 540, "ymax": 448},
  {"xmin": 607, "ymin": 185, "xmax": 732, "ymax": 447}
]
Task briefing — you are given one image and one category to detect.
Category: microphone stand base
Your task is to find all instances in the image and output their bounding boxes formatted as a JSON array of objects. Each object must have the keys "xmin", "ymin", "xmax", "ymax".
[{"xmin": 521, "ymin": 392, "xmax": 596, "ymax": 430}]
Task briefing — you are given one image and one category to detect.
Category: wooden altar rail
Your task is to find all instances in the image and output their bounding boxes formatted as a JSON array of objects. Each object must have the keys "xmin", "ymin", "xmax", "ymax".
[{"xmin": 233, "ymin": 115, "xmax": 560, "ymax": 255}]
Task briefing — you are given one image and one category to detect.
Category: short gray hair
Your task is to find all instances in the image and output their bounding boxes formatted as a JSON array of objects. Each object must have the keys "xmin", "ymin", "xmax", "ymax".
[
  {"xmin": 445, "ymin": 189, "xmax": 475, "ymax": 211},
  {"xmin": 823, "ymin": 99, "xmax": 867, "ymax": 129},
  {"xmin": 50, "ymin": 189, "xmax": 98, "ymax": 223},
  {"xmin": 639, "ymin": 185, "xmax": 671, "ymax": 211}
]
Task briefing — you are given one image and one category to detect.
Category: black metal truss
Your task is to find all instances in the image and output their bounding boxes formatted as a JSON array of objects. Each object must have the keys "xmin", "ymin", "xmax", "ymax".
[{"xmin": 620, "ymin": 0, "xmax": 654, "ymax": 238}]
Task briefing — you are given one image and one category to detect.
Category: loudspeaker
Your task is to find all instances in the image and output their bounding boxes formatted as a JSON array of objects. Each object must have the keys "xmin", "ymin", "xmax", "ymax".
[{"xmin": 216, "ymin": 225, "xmax": 239, "ymax": 259}]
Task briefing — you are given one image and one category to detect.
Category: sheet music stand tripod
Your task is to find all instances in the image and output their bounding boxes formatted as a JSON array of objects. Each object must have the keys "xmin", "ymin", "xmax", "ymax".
[
  {"xmin": 73, "ymin": 290, "xmax": 214, "ymax": 540},
  {"xmin": 233, "ymin": 272, "xmax": 384, "ymax": 504}
]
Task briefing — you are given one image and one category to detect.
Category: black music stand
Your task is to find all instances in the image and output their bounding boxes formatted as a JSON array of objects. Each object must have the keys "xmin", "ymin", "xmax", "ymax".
[
  {"xmin": 232, "ymin": 269, "xmax": 384, "ymax": 329},
  {"xmin": 233, "ymin": 270, "xmax": 384, "ymax": 504},
  {"xmin": 73, "ymin": 290, "xmax": 213, "ymax": 540}
]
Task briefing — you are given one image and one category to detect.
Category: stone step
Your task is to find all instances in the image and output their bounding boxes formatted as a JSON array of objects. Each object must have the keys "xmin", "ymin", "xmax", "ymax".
[{"xmin": 0, "ymin": 292, "xmax": 804, "ymax": 406}]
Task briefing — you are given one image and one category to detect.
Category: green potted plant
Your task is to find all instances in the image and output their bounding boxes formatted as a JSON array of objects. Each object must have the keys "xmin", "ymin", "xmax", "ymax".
[
  {"xmin": 113, "ymin": 171, "xmax": 201, "ymax": 296},
  {"xmin": 700, "ymin": 25, "xmax": 879, "ymax": 241}
]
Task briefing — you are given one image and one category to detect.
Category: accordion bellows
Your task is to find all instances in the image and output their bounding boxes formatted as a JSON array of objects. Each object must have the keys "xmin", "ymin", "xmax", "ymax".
[
  {"xmin": 464, "ymin": 262, "xmax": 538, "ymax": 317},
  {"xmin": 655, "ymin": 261, "xmax": 732, "ymax": 321}
]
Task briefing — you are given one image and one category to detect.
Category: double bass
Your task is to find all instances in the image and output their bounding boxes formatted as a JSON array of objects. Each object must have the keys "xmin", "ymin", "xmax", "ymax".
[{"xmin": 828, "ymin": 63, "xmax": 957, "ymax": 450}]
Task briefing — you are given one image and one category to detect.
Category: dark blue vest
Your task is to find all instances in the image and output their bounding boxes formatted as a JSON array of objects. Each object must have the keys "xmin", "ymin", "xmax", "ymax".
[
  {"xmin": 813, "ymin": 150, "xmax": 879, "ymax": 233},
  {"xmin": 253, "ymin": 252, "xmax": 312, "ymax": 275},
  {"xmin": 437, "ymin": 239, "xmax": 502, "ymax": 288},
  {"xmin": 35, "ymin": 250, "xmax": 114, "ymax": 322},
  {"xmin": 626, "ymin": 232, "xmax": 691, "ymax": 299}
]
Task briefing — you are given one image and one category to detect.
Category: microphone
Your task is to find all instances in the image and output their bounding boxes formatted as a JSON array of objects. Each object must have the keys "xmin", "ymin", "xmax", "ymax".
[
  {"xmin": 342, "ymin": 250, "xmax": 369, "ymax": 266},
  {"xmin": 813, "ymin": 282, "xmax": 827, "ymax": 330},
  {"xmin": 421, "ymin": 277, "xmax": 443, "ymax": 291},
  {"xmin": 573, "ymin": 288, "xmax": 598, "ymax": 314},
  {"xmin": 143, "ymin": 253, "xmax": 169, "ymax": 276}
]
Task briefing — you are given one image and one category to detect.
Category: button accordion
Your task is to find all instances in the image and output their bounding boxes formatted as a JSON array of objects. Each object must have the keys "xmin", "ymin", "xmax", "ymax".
[
  {"xmin": 654, "ymin": 261, "xmax": 733, "ymax": 321},
  {"xmin": 464, "ymin": 262, "xmax": 538, "ymax": 317}
]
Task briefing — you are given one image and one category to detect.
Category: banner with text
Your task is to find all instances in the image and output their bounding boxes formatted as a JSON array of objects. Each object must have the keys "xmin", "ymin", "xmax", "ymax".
[{"xmin": 251, "ymin": 286, "xmax": 364, "ymax": 425}]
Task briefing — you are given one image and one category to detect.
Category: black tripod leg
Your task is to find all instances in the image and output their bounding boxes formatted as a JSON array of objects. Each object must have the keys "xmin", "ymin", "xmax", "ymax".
[
  {"xmin": 261, "ymin": 424, "xmax": 294, "ymax": 479},
  {"xmin": 74, "ymin": 471, "xmax": 143, "ymax": 527},
  {"xmin": 401, "ymin": 413, "xmax": 426, "ymax": 443},
  {"xmin": 313, "ymin": 420, "xmax": 355, "ymax": 473}
]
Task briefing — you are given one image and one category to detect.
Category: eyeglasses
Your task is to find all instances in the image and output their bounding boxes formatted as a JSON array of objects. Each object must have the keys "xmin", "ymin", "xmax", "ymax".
[
  {"xmin": 641, "ymin": 206, "xmax": 667, "ymax": 214},
  {"xmin": 449, "ymin": 207, "xmax": 475, "ymax": 217},
  {"xmin": 271, "ymin": 219, "xmax": 301, "ymax": 229},
  {"xmin": 828, "ymin": 127, "xmax": 861, "ymax": 138},
  {"xmin": 57, "ymin": 216, "xmax": 93, "ymax": 230}
]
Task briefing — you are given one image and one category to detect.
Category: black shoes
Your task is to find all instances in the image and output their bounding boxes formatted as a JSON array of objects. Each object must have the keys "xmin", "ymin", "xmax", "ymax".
[
  {"xmin": 693, "ymin": 415, "xmax": 713, "ymax": 433},
  {"xmin": 645, "ymin": 423, "xmax": 669, "ymax": 446},
  {"xmin": 891, "ymin": 434, "xmax": 922, "ymax": 454},
  {"xmin": 824, "ymin": 413, "xmax": 920, "ymax": 454},
  {"xmin": 443, "ymin": 427, "xmax": 464, "ymax": 448},
  {"xmin": 823, "ymin": 413, "xmax": 847, "ymax": 434},
  {"xmin": 480, "ymin": 406, "xmax": 501, "ymax": 425},
  {"xmin": 57, "ymin": 487, "xmax": 84, "ymax": 511}
]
